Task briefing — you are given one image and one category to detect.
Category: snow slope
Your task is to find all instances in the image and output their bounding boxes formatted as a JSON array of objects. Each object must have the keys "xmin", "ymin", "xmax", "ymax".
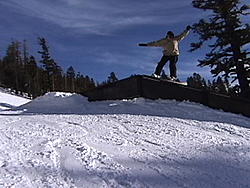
[
  {"xmin": 0, "ymin": 88, "xmax": 30, "ymax": 110},
  {"xmin": 0, "ymin": 92, "xmax": 250, "ymax": 188}
]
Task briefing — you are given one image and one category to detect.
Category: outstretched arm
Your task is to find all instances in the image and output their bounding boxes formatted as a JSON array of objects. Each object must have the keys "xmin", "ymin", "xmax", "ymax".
[
  {"xmin": 138, "ymin": 38, "xmax": 166, "ymax": 47},
  {"xmin": 175, "ymin": 26, "xmax": 191, "ymax": 41},
  {"xmin": 138, "ymin": 43, "xmax": 148, "ymax": 46}
]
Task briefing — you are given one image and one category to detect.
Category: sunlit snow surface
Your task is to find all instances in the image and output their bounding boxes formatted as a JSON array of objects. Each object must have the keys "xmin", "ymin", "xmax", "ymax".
[
  {"xmin": 0, "ymin": 88, "xmax": 30, "ymax": 110},
  {"xmin": 0, "ymin": 92, "xmax": 250, "ymax": 188}
]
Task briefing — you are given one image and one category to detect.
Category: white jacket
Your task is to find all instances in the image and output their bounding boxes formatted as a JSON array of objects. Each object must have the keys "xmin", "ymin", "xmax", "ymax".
[{"xmin": 146, "ymin": 29, "xmax": 190, "ymax": 56}]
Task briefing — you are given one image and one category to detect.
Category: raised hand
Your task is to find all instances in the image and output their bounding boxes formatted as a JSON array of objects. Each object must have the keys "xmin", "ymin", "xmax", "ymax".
[{"xmin": 186, "ymin": 25, "xmax": 192, "ymax": 30}]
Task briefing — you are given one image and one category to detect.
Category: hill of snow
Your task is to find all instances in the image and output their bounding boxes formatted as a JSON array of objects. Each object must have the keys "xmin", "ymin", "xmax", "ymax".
[
  {"xmin": 0, "ymin": 92, "xmax": 250, "ymax": 187},
  {"xmin": 0, "ymin": 88, "xmax": 30, "ymax": 110}
]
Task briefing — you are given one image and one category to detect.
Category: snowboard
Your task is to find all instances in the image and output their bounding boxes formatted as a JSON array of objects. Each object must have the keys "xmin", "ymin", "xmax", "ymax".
[{"xmin": 143, "ymin": 75, "xmax": 187, "ymax": 85}]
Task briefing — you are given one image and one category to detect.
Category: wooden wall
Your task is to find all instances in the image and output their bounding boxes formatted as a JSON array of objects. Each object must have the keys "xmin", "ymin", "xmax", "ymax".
[{"xmin": 85, "ymin": 75, "xmax": 250, "ymax": 117}]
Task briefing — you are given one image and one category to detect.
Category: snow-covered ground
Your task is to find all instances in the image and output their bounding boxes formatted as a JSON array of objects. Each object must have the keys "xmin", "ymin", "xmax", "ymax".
[
  {"xmin": 0, "ymin": 91, "xmax": 250, "ymax": 188},
  {"xmin": 0, "ymin": 88, "xmax": 30, "ymax": 110}
]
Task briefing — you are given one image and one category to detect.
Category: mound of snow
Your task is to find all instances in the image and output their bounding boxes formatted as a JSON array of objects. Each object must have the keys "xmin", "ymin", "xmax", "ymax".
[
  {"xmin": 14, "ymin": 92, "xmax": 250, "ymax": 129},
  {"xmin": 17, "ymin": 92, "xmax": 155, "ymax": 114},
  {"xmin": 0, "ymin": 88, "xmax": 30, "ymax": 110},
  {"xmin": 18, "ymin": 92, "xmax": 89, "ymax": 114}
]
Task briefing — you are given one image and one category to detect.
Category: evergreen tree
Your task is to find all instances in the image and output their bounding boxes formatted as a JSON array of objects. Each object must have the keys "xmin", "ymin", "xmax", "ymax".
[
  {"xmin": 2, "ymin": 41, "xmax": 22, "ymax": 92},
  {"xmin": 66, "ymin": 66, "xmax": 76, "ymax": 78},
  {"xmin": 38, "ymin": 37, "xmax": 62, "ymax": 91},
  {"xmin": 190, "ymin": 0, "xmax": 250, "ymax": 97},
  {"xmin": 216, "ymin": 76, "xmax": 229, "ymax": 94},
  {"xmin": 22, "ymin": 40, "xmax": 29, "ymax": 65},
  {"xmin": 0, "ymin": 58, "xmax": 4, "ymax": 87},
  {"xmin": 50, "ymin": 59, "xmax": 63, "ymax": 91},
  {"xmin": 75, "ymin": 72, "xmax": 82, "ymax": 93},
  {"xmin": 85, "ymin": 75, "xmax": 96, "ymax": 89},
  {"xmin": 66, "ymin": 66, "xmax": 76, "ymax": 92},
  {"xmin": 25, "ymin": 56, "xmax": 38, "ymax": 97},
  {"xmin": 38, "ymin": 38, "xmax": 51, "ymax": 70},
  {"xmin": 80, "ymin": 74, "xmax": 88, "ymax": 91},
  {"xmin": 187, "ymin": 73, "xmax": 207, "ymax": 89},
  {"xmin": 107, "ymin": 72, "xmax": 118, "ymax": 83},
  {"xmin": 208, "ymin": 76, "xmax": 230, "ymax": 94},
  {"xmin": 90, "ymin": 78, "xmax": 96, "ymax": 89},
  {"xmin": 38, "ymin": 37, "xmax": 51, "ymax": 91}
]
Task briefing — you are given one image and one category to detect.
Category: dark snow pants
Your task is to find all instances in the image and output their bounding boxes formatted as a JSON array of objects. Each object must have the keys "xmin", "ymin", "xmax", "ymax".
[{"xmin": 154, "ymin": 55, "xmax": 179, "ymax": 78}]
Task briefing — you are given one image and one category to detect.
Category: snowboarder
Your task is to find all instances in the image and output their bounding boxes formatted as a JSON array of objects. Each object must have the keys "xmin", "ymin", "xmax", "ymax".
[{"xmin": 139, "ymin": 26, "xmax": 191, "ymax": 80}]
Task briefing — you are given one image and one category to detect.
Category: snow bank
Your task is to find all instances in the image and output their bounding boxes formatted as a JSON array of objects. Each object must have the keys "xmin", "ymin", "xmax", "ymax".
[
  {"xmin": 18, "ymin": 92, "xmax": 162, "ymax": 114},
  {"xmin": 18, "ymin": 92, "xmax": 88, "ymax": 114},
  {"xmin": 15, "ymin": 92, "xmax": 250, "ymax": 129},
  {"xmin": 0, "ymin": 88, "xmax": 30, "ymax": 110}
]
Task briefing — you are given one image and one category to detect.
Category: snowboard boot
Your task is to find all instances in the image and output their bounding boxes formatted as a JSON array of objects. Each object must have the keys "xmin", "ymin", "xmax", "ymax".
[
  {"xmin": 152, "ymin": 74, "xmax": 161, "ymax": 78},
  {"xmin": 170, "ymin": 77, "xmax": 180, "ymax": 82}
]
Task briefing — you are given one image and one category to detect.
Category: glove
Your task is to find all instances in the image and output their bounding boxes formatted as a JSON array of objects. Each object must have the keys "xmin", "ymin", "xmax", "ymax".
[
  {"xmin": 186, "ymin": 25, "xmax": 192, "ymax": 30},
  {"xmin": 138, "ymin": 43, "xmax": 147, "ymax": 46}
]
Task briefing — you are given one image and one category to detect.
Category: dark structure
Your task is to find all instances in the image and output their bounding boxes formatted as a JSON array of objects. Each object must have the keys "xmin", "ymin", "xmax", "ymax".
[{"xmin": 85, "ymin": 75, "xmax": 250, "ymax": 117}]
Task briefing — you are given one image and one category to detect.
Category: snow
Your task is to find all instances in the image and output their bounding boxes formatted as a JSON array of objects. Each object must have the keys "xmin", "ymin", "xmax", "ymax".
[
  {"xmin": 0, "ymin": 88, "xmax": 30, "ymax": 110},
  {"xmin": 0, "ymin": 91, "xmax": 250, "ymax": 188}
]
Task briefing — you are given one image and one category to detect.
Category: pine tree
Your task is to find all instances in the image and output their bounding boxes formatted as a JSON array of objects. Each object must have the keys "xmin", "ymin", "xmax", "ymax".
[
  {"xmin": 66, "ymin": 66, "xmax": 76, "ymax": 78},
  {"xmin": 0, "ymin": 58, "xmax": 4, "ymax": 87},
  {"xmin": 85, "ymin": 76, "xmax": 94, "ymax": 89},
  {"xmin": 208, "ymin": 76, "xmax": 230, "ymax": 94},
  {"xmin": 38, "ymin": 37, "xmax": 51, "ymax": 91},
  {"xmin": 187, "ymin": 73, "xmax": 207, "ymax": 89},
  {"xmin": 50, "ymin": 59, "xmax": 63, "ymax": 91},
  {"xmin": 2, "ymin": 41, "xmax": 22, "ymax": 92},
  {"xmin": 66, "ymin": 66, "xmax": 76, "ymax": 92},
  {"xmin": 190, "ymin": 0, "xmax": 250, "ymax": 97},
  {"xmin": 107, "ymin": 72, "xmax": 118, "ymax": 83},
  {"xmin": 25, "ymin": 56, "xmax": 38, "ymax": 97},
  {"xmin": 22, "ymin": 40, "xmax": 31, "ymax": 94},
  {"xmin": 38, "ymin": 37, "xmax": 62, "ymax": 92},
  {"xmin": 90, "ymin": 78, "xmax": 96, "ymax": 89},
  {"xmin": 38, "ymin": 38, "xmax": 51, "ymax": 70},
  {"xmin": 23, "ymin": 40, "xmax": 29, "ymax": 65},
  {"xmin": 216, "ymin": 76, "xmax": 229, "ymax": 94},
  {"xmin": 75, "ymin": 72, "xmax": 82, "ymax": 93}
]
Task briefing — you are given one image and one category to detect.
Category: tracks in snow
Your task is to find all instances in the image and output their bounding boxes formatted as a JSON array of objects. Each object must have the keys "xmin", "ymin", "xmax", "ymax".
[{"xmin": 0, "ymin": 114, "xmax": 250, "ymax": 187}]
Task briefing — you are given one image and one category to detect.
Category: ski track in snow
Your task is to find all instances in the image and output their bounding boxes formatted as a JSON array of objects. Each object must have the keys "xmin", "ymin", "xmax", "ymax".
[{"xmin": 0, "ymin": 92, "xmax": 250, "ymax": 188}]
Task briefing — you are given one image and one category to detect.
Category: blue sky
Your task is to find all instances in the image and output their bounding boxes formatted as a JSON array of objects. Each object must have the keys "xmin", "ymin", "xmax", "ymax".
[{"xmin": 0, "ymin": 0, "xmax": 222, "ymax": 82}]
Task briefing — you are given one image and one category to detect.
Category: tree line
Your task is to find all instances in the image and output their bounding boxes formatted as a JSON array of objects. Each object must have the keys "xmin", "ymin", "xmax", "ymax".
[
  {"xmin": 0, "ymin": 38, "xmax": 96, "ymax": 98},
  {"xmin": 186, "ymin": 73, "xmax": 238, "ymax": 95}
]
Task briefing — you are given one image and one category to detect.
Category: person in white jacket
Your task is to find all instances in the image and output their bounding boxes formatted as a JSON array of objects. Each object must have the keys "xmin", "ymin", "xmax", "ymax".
[{"xmin": 139, "ymin": 26, "xmax": 191, "ymax": 80}]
